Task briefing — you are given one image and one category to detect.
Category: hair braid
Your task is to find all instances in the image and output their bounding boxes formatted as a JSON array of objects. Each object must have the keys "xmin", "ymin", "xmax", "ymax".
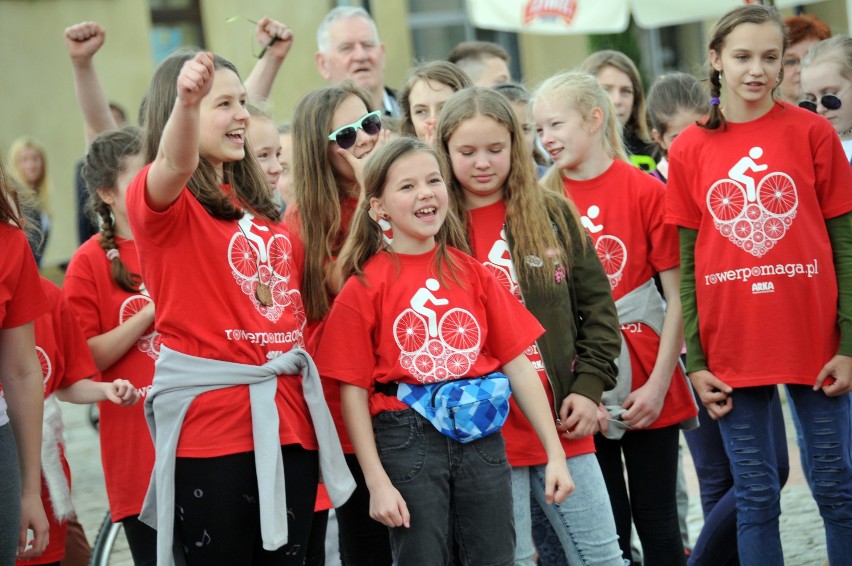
[
  {"xmin": 95, "ymin": 200, "xmax": 141, "ymax": 293},
  {"xmin": 702, "ymin": 70, "xmax": 725, "ymax": 130}
]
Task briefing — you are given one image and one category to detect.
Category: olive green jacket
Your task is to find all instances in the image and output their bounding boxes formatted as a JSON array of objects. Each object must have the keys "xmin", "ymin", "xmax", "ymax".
[{"xmin": 505, "ymin": 201, "xmax": 620, "ymax": 413}]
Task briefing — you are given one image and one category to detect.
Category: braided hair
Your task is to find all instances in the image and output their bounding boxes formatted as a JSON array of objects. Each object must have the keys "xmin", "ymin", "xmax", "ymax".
[
  {"xmin": 81, "ymin": 126, "xmax": 143, "ymax": 293},
  {"xmin": 702, "ymin": 5, "xmax": 788, "ymax": 130}
]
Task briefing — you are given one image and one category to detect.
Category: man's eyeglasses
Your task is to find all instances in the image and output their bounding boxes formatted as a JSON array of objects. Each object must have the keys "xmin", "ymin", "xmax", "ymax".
[
  {"xmin": 799, "ymin": 94, "xmax": 842, "ymax": 113},
  {"xmin": 328, "ymin": 110, "xmax": 382, "ymax": 149}
]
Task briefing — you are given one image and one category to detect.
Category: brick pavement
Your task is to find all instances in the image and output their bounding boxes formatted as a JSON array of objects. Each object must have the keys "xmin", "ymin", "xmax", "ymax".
[{"xmin": 60, "ymin": 391, "xmax": 829, "ymax": 565}]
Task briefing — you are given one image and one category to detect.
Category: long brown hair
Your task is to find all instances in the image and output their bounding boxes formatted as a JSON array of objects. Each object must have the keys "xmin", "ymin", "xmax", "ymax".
[
  {"xmin": 437, "ymin": 87, "xmax": 584, "ymax": 291},
  {"xmin": 141, "ymin": 48, "xmax": 278, "ymax": 221},
  {"xmin": 337, "ymin": 137, "xmax": 468, "ymax": 285},
  {"xmin": 82, "ymin": 127, "xmax": 144, "ymax": 293},
  {"xmin": 289, "ymin": 82, "xmax": 376, "ymax": 321},
  {"xmin": 702, "ymin": 5, "xmax": 788, "ymax": 131}
]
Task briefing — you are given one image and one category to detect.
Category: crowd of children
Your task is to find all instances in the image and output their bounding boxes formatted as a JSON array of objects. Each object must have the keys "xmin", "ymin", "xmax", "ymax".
[{"xmin": 2, "ymin": 5, "xmax": 851, "ymax": 566}]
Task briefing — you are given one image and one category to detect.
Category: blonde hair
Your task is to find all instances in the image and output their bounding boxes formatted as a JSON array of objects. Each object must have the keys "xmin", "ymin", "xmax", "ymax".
[
  {"xmin": 803, "ymin": 35, "xmax": 852, "ymax": 83},
  {"xmin": 703, "ymin": 5, "xmax": 788, "ymax": 130},
  {"xmin": 8, "ymin": 136, "xmax": 51, "ymax": 215},
  {"xmin": 580, "ymin": 50, "xmax": 650, "ymax": 142},
  {"xmin": 337, "ymin": 137, "xmax": 468, "ymax": 285},
  {"xmin": 437, "ymin": 87, "xmax": 584, "ymax": 291},
  {"xmin": 398, "ymin": 61, "xmax": 473, "ymax": 137},
  {"xmin": 289, "ymin": 81, "xmax": 376, "ymax": 321},
  {"xmin": 533, "ymin": 71, "xmax": 627, "ymax": 197}
]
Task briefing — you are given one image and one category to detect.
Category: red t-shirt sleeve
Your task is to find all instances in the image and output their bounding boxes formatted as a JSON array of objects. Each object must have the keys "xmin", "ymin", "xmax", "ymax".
[
  {"xmin": 126, "ymin": 163, "xmax": 190, "ymax": 248},
  {"xmin": 55, "ymin": 292, "xmax": 99, "ymax": 387},
  {"xmin": 63, "ymin": 251, "xmax": 104, "ymax": 339},
  {"xmin": 315, "ymin": 287, "xmax": 377, "ymax": 389},
  {"xmin": 644, "ymin": 180, "xmax": 681, "ymax": 273},
  {"xmin": 1, "ymin": 228, "xmax": 48, "ymax": 328},
  {"xmin": 665, "ymin": 134, "xmax": 704, "ymax": 229}
]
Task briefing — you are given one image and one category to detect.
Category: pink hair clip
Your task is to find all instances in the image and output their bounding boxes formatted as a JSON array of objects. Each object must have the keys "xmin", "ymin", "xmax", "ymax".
[{"xmin": 106, "ymin": 248, "xmax": 120, "ymax": 261}]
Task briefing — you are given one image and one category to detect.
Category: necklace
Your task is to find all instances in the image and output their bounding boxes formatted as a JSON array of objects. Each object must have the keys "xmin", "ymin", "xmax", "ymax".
[
  {"xmin": 236, "ymin": 222, "xmax": 273, "ymax": 307},
  {"xmin": 840, "ymin": 127, "xmax": 852, "ymax": 138}
]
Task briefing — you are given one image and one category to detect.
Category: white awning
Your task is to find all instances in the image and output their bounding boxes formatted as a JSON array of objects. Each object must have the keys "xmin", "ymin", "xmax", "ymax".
[{"xmin": 466, "ymin": 0, "xmax": 823, "ymax": 34}]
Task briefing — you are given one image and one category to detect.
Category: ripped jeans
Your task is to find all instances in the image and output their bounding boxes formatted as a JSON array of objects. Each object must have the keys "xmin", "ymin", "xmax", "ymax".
[{"xmin": 718, "ymin": 385, "xmax": 852, "ymax": 565}]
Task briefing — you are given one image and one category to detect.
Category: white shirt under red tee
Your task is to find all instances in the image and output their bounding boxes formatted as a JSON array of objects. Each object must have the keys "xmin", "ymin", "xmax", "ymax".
[
  {"xmin": 316, "ymin": 246, "xmax": 544, "ymax": 417},
  {"xmin": 564, "ymin": 159, "xmax": 695, "ymax": 429},
  {"xmin": 667, "ymin": 102, "xmax": 852, "ymax": 388},
  {"xmin": 63, "ymin": 235, "xmax": 156, "ymax": 521},
  {"xmin": 126, "ymin": 164, "xmax": 316, "ymax": 457}
]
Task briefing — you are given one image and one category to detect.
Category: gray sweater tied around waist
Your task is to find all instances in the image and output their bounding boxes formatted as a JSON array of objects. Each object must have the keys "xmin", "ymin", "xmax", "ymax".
[{"xmin": 139, "ymin": 345, "xmax": 356, "ymax": 566}]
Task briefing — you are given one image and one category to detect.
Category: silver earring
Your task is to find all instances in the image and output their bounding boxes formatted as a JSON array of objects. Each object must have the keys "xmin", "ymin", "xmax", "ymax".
[{"xmin": 718, "ymin": 71, "xmax": 722, "ymax": 81}]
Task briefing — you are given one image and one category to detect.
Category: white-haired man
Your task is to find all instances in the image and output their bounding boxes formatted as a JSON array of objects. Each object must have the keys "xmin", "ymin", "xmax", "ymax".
[{"xmin": 315, "ymin": 6, "xmax": 400, "ymax": 117}]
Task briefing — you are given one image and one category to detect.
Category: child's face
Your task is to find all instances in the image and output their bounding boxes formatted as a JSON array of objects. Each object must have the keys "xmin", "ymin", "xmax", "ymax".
[
  {"xmin": 509, "ymin": 101, "xmax": 536, "ymax": 157},
  {"xmin": 534, "ymin": 94, "xmax": 599, "ymax": 174},
  {"xmin": 446, "ymin": 115, "xmax": 512, "ymax": 209},
  {"xmin": 710, "ymin": 21, "xmax": 784, "ymax": 113},
  {"xmin": 409, "ymin": 79, "xmax": 455, "ymax": 141},
  {"xmin": 596, "ymin": 65, "xmax": 634, "ymax": 126},
  {"xmin": 198, "ymin": 69, "xmax": 250, "ymax": 170},
  {"xmin": 371, "ymin": 151, "xmax": 448, "ymax": 255},
  {"xmin": 277, "ymin": 132, "xmax": 294, "ymax": 205},
  {"xmin": 329, "ymin": 95, "xmax": 380, "ymax": 183},
  {"xmin": 801, "ymin": 61, "xmax": 852, "ymax": 137},
  {"xmin": 653, "ymin": 109, "xmax": 703, "ymax": 154},
  {"xmin": 15, "ymin": 146, "xmax": 44, "ymax": 187},
  {"xmin": 248, "ymin": 118, "xmax": 283, "ymax": 193}
]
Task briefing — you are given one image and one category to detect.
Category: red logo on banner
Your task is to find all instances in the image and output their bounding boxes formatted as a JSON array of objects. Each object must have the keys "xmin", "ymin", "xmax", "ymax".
[{"xmin": 523, "ymin": 0, "xmax": 578, "ymax": 25}]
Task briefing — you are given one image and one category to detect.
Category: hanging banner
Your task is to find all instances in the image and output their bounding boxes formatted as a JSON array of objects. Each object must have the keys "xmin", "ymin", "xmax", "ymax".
[
  {"xmin": 467, "ymin": 0, "xmax": 824, "ymax": 34},
  {"xmin": 466, "ymin": 0, "xmax": 631, "ymax": 35}
]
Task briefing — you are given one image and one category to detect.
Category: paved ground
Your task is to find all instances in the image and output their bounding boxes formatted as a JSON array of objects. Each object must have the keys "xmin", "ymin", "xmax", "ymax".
[{"xmin": 59, "ymin": 390, "xmax": 828, "ymax": 565}]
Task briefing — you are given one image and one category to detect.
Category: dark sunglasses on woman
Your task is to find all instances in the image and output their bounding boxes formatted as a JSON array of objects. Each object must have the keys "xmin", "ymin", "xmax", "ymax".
[
  {"xmin": 799, "ymin": 94, "xmax": 842, "ymax": 113},
  {"xmin": 328, "ymin": 110, "xmax": 383, "ymax": 150}
]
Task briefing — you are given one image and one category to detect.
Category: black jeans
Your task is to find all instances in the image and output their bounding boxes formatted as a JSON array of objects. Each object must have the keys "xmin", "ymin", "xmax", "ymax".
[
  {"xmin": 595, "ymin": 425, "xmax": 685, "ymax": 566},
  {"xmin": 174, "ymin": 445, "xmax": 318, "ymax": 566}
]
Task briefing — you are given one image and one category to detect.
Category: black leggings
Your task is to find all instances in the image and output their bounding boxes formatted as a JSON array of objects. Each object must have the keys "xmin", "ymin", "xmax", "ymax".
[
  {"xmin": 120, "ymin": 514, "xmax": 157, "ymax": 566},
  {"xmin": 174, "ymin": 446, "xmax": 318, "ymax": 566},
  {"xmin": 595, "ymin": 425, "xmax": 685, "ymax": 566}
]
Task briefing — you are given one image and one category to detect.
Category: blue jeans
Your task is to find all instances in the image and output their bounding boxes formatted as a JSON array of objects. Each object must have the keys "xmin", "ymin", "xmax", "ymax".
[
  {"xmin": 718, "ymin": 385, "xmax": 852, "ymax": 565},
  {"xmin": 685, "ymin": 388, "xmax": 788, "ymax": 566},
  {"xmin": 374, "ymin": 408, "xmax": 515, "ymax": 566},
  {"xmin": 513, "ymin": 454, "xmax": 626, "ymax": 565}
]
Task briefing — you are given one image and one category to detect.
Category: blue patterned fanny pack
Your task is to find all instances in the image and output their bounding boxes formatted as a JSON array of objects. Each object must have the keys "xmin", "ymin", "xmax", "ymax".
[{"xmin": 378, "ymin": 373, "xmax": 512, "ymax": 443}]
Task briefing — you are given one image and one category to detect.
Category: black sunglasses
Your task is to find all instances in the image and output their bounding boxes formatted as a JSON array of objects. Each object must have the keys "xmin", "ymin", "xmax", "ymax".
[
  {"xmin": 327, "ymin": 110, "xmax": 382, "ymax": 150},
  {"xmin": 799, "ymin": 94, "xmax": 842, "ymax": 113}
]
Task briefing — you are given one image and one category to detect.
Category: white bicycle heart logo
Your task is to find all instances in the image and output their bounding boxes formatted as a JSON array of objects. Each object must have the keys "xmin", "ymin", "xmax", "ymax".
[{"xmin": 706, "ymin": 147, "xmax": 798, "ymax": 258}]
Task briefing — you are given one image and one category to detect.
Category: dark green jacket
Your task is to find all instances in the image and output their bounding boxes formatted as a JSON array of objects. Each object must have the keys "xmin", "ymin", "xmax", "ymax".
[{"xmin": 505, "ymin": 199, "xmax": 620, "ymax": 413}]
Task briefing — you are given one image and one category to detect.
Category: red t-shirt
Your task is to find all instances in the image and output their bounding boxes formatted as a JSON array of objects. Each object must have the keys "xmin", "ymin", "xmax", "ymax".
[
  {"xmin": 0, "ymin": 224, "xmax": 49, "ymax": 426},
  {"xmin": 63, "ymin": 235, "xmax": 156, "ymax": 521},
  {"xmin": 316, "ymin": 245, "xmax": 544, "ymax": 417},
  {"xmin": 666, "ymin": 102, "xmax": 852, "ymax": 387},
  {"xmin": 15, "ymin": 279, "xmax": 97, "ymax": 566},
  {"xmin": 126, "ymin": 164, "xmax": 315, "ymax": 457},
  {"xmin": 467, "ymin": 200, "xmax": 593, "ymax": 464},
  {"xmin": 564, "ymin": 159, "xmax": 695, "ymax": 428}
]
